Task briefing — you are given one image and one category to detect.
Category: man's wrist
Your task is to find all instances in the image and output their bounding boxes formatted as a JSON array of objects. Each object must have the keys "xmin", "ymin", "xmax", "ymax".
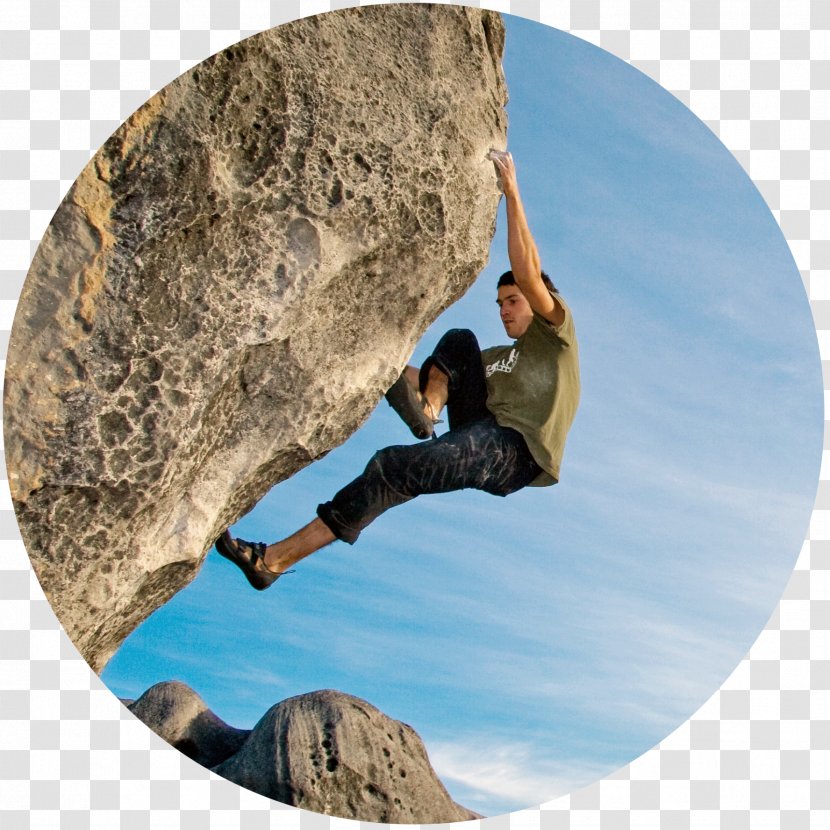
[{"xmin": 504, "ymin": 189, "xmax": 522, "ymax": 205}]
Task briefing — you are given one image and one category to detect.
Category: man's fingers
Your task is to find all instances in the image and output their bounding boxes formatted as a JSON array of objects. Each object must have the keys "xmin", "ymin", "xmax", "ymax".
[{"xmin": 494, "ymin": 157, "xmax": 515, "ymax": 178}]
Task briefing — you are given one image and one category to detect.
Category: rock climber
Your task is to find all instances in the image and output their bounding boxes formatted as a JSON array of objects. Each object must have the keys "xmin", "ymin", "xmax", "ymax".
[{"xmin": 215, "ymin": 151, "xmax": 581, "ymax": 589}]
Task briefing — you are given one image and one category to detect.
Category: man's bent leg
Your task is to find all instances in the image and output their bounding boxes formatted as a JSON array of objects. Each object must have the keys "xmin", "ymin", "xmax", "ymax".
[
  {"xmin": 391, "ymin": 329, "xmax": 487, "ymax": 435},
  {"xmin": 421, "ymin": 364, "xmax": 448, "ymax": 424},
  {"xmin": 317, "ymin": 418, "xmax": 541, "ymax": 545},
  {"xmin": 419, "ymin": 329, "xmax": 490, "ymax": 429}
]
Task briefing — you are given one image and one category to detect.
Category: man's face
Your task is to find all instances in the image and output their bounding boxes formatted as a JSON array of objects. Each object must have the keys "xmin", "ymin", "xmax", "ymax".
[{"xmin": 497, "ymin": 284, "xmax": 534, "ymax": 339}]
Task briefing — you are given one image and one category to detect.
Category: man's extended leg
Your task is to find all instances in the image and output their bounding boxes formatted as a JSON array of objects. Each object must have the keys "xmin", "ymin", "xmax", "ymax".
[
  {"xmin": 263, "ymin": 518, "xmax": 335, "ymax": 571},
  {"xmin": 215, "ymin": 519, "xmax": 336, "ymax": 590},
  {"xmin": 216, "ymin": 419, "xmax": 540, "ymax": 588},
  {"xmin": 316, "ymin": 416, "xmax": 540, "ymax": 545}
]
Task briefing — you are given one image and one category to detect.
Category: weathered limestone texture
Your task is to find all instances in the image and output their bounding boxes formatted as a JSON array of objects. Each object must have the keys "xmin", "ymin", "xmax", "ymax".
[
  {"xmin": 128, "ymin": 681, "xmax": 251, "ymax": 768},
  {"xmin": 213, "ymin": 689, "xmax": 480, "ymax": 822},
  {"xmin": 129, "ymin": 683, "xmax": 478, "ymax": 822},
  {"xmin": 4, "ymin": 5, "xmax": 507, "ymax": 672}
]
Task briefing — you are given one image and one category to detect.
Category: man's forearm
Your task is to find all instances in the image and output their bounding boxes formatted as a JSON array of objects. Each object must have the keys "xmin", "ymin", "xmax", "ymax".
[
  {"xmin": 493, "ymin": 152, "xmax": 562, "ymax": 324},
  {"xmin": 505, "ymin": 191, "xmax": 541, "ymax": 287}
]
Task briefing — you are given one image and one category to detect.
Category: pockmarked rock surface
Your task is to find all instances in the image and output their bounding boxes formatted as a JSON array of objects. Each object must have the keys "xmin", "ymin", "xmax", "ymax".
[
  {"xmin": 214, "ymin": 689, "xmax": 479, "ymax": 822},
  {"xmin": 130, "ymin": 683, "xmax": 478, "ymax": 823},
  {"xmin": 4, "ymin": 6, "xmax": 508, "ymax": 672}
]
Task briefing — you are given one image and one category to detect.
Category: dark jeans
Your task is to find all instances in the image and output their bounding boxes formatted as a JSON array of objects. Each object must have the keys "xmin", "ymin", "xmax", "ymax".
[{"xmin": 316, "ymin": 329, "xmax": 542, "ymax": 544}]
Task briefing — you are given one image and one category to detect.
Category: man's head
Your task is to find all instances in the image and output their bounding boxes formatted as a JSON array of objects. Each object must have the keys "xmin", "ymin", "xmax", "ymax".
[
  {"xmin": 496, "ymin": 270, "xmax": 556, "ymax": 339},
  {"xmin": 497, "ymin": 270, "xmax": 557, "ymax": 294}
]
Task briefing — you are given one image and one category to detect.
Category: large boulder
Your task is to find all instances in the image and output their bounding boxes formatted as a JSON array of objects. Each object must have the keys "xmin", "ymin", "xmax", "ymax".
[
  {"xmin": 128, "ymin": 681, "xmax": 250, "ymax": 768},
  {"xmin": 211, "ymin": 689, "xmax": 478, "ymax": 823},
  {"xmin": 5, "ymin": 5, "xmax": 507, "ymax": 671}
]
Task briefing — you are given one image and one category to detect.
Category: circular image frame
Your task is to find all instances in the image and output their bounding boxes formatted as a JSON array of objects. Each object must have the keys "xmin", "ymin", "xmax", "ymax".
[{"xmin": 0, "ymin": 1, "xmax": 827, "ymax": 826}]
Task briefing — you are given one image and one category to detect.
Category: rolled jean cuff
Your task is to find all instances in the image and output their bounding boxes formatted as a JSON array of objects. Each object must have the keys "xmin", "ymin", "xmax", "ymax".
[{"xmin": 316, "ymin": 501, "xmax": 360, "ymax": 545}]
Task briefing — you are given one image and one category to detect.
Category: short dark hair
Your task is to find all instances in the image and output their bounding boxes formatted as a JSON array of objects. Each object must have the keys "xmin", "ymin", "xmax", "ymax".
[{"xmin": 497, "ymin": 269, "xmax": 558, "ymax": 294}]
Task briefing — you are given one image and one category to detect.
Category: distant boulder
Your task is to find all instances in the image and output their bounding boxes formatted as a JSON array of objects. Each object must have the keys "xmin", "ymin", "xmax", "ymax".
[
  {"xmin": 128, "ymin": 681, "xmax": 250, "ymax": 768},
  {"xmin": 127, "ymin": 683, "xmax": 479, "ymax": 823},
  {"xmin": 214, "ymin": 688, "xmax": 479, "ymax": 822}
]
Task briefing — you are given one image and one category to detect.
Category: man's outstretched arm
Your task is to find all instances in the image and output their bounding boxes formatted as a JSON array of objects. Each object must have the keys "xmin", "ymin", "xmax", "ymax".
[{"xmin": 492, "ymin": 152, "xmax": 565, "ymax": 327}]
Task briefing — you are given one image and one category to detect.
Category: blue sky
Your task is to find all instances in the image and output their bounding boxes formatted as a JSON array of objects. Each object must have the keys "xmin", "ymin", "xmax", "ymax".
[{"xmin": 101, "ymin": 16, "xmax": 823, "ymax": 817}]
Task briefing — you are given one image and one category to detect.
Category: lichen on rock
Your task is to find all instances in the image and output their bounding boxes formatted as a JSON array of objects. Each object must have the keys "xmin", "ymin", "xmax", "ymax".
[{"xmin": 4, "ymin": 5, "xmax": 508, "ymax": 672}]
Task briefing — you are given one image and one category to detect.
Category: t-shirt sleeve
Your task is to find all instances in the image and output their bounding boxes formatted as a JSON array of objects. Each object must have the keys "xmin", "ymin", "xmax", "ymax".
[{"xmin": 532, "ymin": 292, "xmax": 575, "ymax": 347}]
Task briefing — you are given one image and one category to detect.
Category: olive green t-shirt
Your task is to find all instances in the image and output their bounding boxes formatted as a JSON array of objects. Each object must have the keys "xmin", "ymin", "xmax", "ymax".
[{"xmin": 481, "ymin": 294, "xmax": 580, "ymax": 486}]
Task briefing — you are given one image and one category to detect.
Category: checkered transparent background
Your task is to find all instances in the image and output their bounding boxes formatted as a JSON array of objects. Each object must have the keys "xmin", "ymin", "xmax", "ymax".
[{"xmin": 1, "ymin": 1, "xmax": 828, "ymax": 827}]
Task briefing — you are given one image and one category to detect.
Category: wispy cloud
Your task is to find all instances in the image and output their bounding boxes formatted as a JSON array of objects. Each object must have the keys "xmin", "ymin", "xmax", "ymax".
[{"xmin": 427, "ymin": 737, "xmax": 611, "ymax": 816}]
